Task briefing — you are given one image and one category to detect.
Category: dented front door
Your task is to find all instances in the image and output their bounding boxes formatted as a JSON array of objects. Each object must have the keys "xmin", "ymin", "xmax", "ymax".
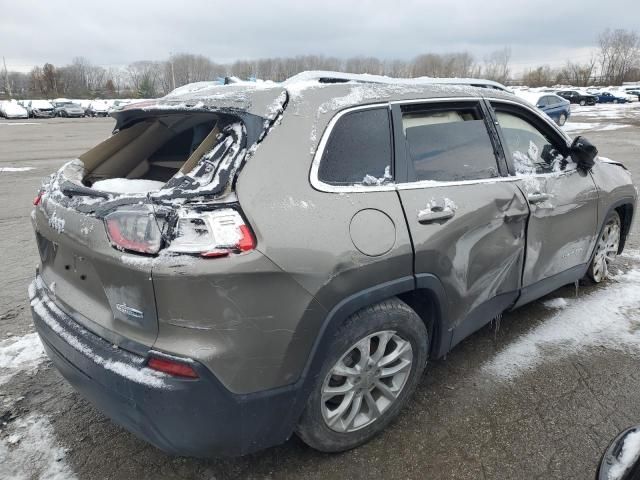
[
  {"xmin": 488, "ymin": 101, "xmax": 599, "ymax": 299},
  {"xmin": 517, "ymin": 170, "xmax": 598, "ymax": 288}
]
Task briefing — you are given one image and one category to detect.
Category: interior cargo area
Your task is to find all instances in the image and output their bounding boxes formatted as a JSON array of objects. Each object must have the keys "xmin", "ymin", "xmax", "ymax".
[{"xmin": 80, "ymin": 112, "xmax": 224, "ymax": 186}]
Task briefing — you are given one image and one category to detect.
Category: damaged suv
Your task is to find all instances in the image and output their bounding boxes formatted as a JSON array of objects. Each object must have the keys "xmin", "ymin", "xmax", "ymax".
[{"xmin": 29, "ymin": 72, "xmax": 636, "ymax": 457}]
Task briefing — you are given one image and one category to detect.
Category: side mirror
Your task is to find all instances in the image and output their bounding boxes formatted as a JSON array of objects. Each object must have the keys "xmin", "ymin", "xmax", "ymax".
[{"xmin": 570, "ymin": 136, "xmax": 598, "ymax": 172}]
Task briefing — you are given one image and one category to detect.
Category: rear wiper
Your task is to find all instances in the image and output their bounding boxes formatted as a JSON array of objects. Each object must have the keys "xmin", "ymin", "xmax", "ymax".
[{"xmin": 60, "ymin": 181, "xmax": 110, "ymax": 199}]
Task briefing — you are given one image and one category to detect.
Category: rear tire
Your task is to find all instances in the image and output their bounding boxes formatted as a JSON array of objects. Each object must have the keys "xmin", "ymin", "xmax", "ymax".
[
  {"xmin": 558, "ymin": 113, "xmax": 567, "ymax": 126},
  {"xmin": 296, "ymin": 298, "xmax": 428, "ymax": 452},
  {"xmin": 579, "ymin": 99, "xmax": 586, "ymax": 106},
  {"xmin": 587, "ymin": 211, "xmax": 621, "ymax": 283}
]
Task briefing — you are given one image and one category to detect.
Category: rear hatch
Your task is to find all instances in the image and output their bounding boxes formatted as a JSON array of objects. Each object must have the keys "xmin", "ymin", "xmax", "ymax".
[{"xmin": 32, "ymin": 84, "xmax": 287, "ymax": 351}]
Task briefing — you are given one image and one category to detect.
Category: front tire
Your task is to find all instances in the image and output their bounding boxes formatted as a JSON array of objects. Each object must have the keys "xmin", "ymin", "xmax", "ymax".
[
  {"xmin": 587, "ymin": 211, "xmax": 621, "ymax": 283},
  {"xmin": 579, "ymin": 99, "xmax": 586, "ymax": 106},
  {"xmin": 296, "ymin": 298, "xmax": 428, "ymax": 452}
]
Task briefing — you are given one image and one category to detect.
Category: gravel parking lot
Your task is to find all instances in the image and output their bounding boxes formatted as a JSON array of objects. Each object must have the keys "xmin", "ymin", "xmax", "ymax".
[{"xmin": 1, "ymin": 105, "xmax": 640, "ymax": 479}]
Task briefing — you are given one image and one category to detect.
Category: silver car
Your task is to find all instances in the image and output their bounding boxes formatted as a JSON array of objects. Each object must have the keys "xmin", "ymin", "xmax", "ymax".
[
  {"xmin": 53, "ymin": 101, "xmax": 86, "ymax": 118},
  {"xmin": 29, "ymin": 73, "xmax": 636, "ymax": 457}
]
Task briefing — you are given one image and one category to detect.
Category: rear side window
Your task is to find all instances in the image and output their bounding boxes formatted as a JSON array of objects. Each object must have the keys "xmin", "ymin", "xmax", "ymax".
[
  {"xmin": 401, "ymin": 106, "xmax": 499, "ymax": 182},
  {"xmin": 318, "ymin": 108, "xmax": 392, "ymax": 186}
]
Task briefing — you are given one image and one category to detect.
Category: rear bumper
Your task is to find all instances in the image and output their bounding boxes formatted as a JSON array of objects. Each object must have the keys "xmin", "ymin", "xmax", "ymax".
[{"xmin": 28, "ymin": 274, "xmax": 301, "ymax": 457}]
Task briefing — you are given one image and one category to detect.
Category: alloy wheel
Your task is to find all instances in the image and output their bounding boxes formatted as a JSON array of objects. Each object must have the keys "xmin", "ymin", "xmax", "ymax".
[
  {"xmin": 321, "ymin": 330, "xmax": 413, "ymax": 433},
  {"xmin": 591, "ymin": 217, "xmax": 621, "ymax": 283}
]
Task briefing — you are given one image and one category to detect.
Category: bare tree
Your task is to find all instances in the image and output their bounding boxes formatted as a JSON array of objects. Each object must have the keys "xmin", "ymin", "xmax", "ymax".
[
  {"xmin": 483, "ymin": 47, "xmax": 511, "ymax": 83},
  {"xmin": 127, "ymin": 61, "xmax": 163, "ymax": 97},
  {"xmin": 598, "ymin": 29, "xmax": 640, "ymax": 85},
  {"xmin": 559, "ymin": 56, "xmax": 597, "ymax": 86},
  {"xmin": 521, "ymin": 65, "xmax": 557, "ymax": 87}
]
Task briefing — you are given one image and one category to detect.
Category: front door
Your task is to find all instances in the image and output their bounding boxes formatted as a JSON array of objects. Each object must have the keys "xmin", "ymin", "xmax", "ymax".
[{"xmin": 488, "ymin": 100, "xmax": 599, "ymax": 306}]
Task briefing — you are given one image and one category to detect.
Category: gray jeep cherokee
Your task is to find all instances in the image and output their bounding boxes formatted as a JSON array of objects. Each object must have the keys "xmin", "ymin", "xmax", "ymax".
[{"xmin": 29, "ymin": 72, "xmax": 636, "ymax": 457}]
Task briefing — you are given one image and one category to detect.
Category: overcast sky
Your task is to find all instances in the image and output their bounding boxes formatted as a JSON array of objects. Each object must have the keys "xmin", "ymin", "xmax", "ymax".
[{"xmin": 1, "ymin": 0, "xmax": 637, "ymax": 74}]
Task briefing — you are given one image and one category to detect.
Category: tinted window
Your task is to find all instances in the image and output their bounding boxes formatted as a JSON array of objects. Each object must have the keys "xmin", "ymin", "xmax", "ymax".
[
  {"xmin": 318, "ymin": 108, "xmax": 392, "ymax": 186},
  {"xmin": 548, "ymin": 95, "xmax": 563, "ymax": 105},
  {"xmin": 495, "ymin": 110, "xmax": 569, "ymax": 175},
  {"xmin": 402, "ymin": 107, "xmax": 499, "ymax": 182}
]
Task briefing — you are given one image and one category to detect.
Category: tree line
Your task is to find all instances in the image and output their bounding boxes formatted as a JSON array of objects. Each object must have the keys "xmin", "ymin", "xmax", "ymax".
[
  {"xmin": 1, "ymin": 28, "xmax": 638, "ymax": 99},
  {"xmin": 521, "ymin": 29, "xmax": 640, "ymax": 87}
]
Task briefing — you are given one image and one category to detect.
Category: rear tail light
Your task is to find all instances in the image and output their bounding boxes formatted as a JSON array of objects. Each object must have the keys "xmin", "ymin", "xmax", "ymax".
[
  {"xmin": 167, "ymin": 208, "xmax": 255, "ymax": 257},
  {"xmin": 33, "ymin": 191, "xmax": 43, "ymax": 206},
  {"xmin": 148, "ymin": 356, "xmax": 199, "ymax": 379},
  {"xmin": 104, "ymin": 206, "xmax": 163, "ymax": 254}
]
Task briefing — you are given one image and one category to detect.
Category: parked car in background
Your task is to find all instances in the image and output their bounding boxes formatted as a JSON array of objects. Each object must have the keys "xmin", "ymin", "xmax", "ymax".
[
  {"xmin": 594, "ymin": 91, "xmax": 629, "ymax": 104},
  {"xmin": 29, "ymin": 74, "xmax": 636, "ymax": 457},
  {"xmin": 625, "ymin": 89, "xmax": 640, "ymax": 101},
  {"xmin": 0, "ymin": 100, "xmax": 29, "ymax": 119},
  {"xmin": 515, "ymin": 92, "xmax": 571, "ymax": 126},
  {"xmin": 86, "ymin": 101, "xmax": 109, "ymax": 117},
  {"xmin": 556, "ymin": 90, "xmax": 597, "ymax": 106},
  {"xmin": 52, "ymin": 101, "xmax": 86, "ymax": 118},
  {"xmin": 25, "ymin": 100, "xmax": 55, "ymax": 118}
]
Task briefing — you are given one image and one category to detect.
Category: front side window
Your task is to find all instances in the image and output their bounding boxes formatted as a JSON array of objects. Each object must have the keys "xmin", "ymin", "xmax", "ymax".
[
  {"xmin": 318, "ymin": 107, "xmax": 392, "ymax": 186},
  {"xmin": 401, "ymin": 105, "xmax": 499, "ymax": 182},
  {"xmin": 495, "ymin": 109, "xmax": 569, "ymax": 175}
]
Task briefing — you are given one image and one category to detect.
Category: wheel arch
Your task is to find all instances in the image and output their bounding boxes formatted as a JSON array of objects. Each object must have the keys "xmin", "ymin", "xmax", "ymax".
[
  {"xmin": 286, "ymin": 274, "xmax": 449, "ymax": 429},
  {"xmin": 299, "ymin": 274, "xmax": 449, "ymax": 390},
  {"xmin": 615, "ymin": 202, "xmax": 634, "ymax": 253}
]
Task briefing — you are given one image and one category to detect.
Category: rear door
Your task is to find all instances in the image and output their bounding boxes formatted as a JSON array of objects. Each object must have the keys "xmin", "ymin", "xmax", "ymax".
[
  {"xmin": 392, "ymin": 98, "xmax": 529, "ymax": 350},
  {"xmin": 487, "ymin": 99, "xmax": 599, "ymax": 306}
]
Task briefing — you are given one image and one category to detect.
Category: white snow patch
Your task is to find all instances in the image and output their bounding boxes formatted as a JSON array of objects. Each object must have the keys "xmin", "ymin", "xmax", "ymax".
[
  {"xmin": 608, "ymin": 430, "xmax": 640, "ymax": 480},
  {"xmin": 600, "ymin": 124, "xmax": 632, "ymax": 131},
  {"xmin": 483, "ymin": 260, "xmax": 640, "ymax": 380},
  {"xmin": 542, "ymin": 297, "xmax": 569, "ymax": 309},
  {"xmin": 48, "ymin": 211, "xmax": 65, "ymax": 234},
  {"xmin": 0, "ymin": 122, "xmax": 40, "ymax": 126},
  {"xmin": 0, "ymin": 414, "xmax": 76, "ymax": 480},
  {"xmin": 362, "ymin": 165, "xmax": 393, "ymax": 186},
  {"xmin": 92, "ymin": 178, "xmax": 165, "ymax": 194},
  {"xmin": 0, "ymin": 167, "xmax": 34, "ymax": 172},
  {"xmin": 0, "ymin": 333, "xmax": 46, "ymax": 385}
]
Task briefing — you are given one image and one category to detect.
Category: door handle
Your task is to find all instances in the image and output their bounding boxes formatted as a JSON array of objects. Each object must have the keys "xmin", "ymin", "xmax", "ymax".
[
  {"xmin": 418, "ymin": 207, "xmax": 455, "ymax": 224},
  {"xmin": 527, "ymin": 192, "xmax": 549, "ymax": 204}
]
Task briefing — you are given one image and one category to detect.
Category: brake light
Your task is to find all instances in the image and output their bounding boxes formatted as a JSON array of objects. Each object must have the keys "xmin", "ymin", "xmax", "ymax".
[
  {"xmin": 148, "ymin": 356, "xmax": 199, "ymax": 379},
  {"xmin": 167, "ymin": 208, "xmax": 255, "ymax": 257},
  {"xmin": 104, "ymin": 206, "xmax": 163, "ymax": 254},
  {"xmin": 33, "ymin": 191, "xmax": 43, "ymax": 206}
]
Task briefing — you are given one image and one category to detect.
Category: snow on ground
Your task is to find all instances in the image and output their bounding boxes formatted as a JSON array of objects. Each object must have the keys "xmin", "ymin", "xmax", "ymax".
[
  {"xmin": 483, "ymin": 255, "xmax": 640, "ymax": 380},
  {"xmin": 562, "ymin": 122, "xmax": 632, "ymax": 134},
  {"xmin": 0, "ymin": 414, "xmax": 76, "ymax": 480},
  {"xmin": 0, "ymin": 166, "xmax": 34, "ymax": 172},
  {"xmin": 542, "ymin": 297, "xmax": 568, "ymax": 309},
  {"xmin": 571, "ymin": 102, "xmax": 640, "ymax": 120},
  {"xmin": 0, "ymin": 333, "xmax": 46, "ymax": 385}
]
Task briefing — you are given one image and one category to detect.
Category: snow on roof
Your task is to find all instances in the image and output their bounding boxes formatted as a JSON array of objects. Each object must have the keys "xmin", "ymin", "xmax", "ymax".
[
  {"xmin": 118, "ymin": 71, "xmax": 522, "ymax": 123},
  {"xmin": 283, "ymin": 70, "xmax": 510, "ymax": 91}
]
